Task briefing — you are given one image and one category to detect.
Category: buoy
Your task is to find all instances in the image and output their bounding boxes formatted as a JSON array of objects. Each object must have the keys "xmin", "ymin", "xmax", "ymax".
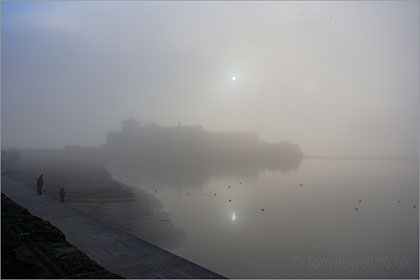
[
  {"xmin": 413, "ymin": 205, "xmax": 416, "ymax": 208},
  {"xmin": 229, "ymin": 199, "xmax": 232, "ymax": 202},
  {"xmin": 261, "ymin": 208, "xmax": 265, "ymax": 211},
  {"xmin": 214, "ymin": 193, "xmax": 216, "ymax": 196},
  {"xmin": 355, "ymin": 208, "xmax": 359, "ymax": 211},
  {"xmin": 397, "ymin": 200, "xmax": 400, "ymax": 203},
  {"xmin": 359, "ymin": 200, "xmax": 362, "ymax": 203},
  {"xmin": 228, "ymin": 186, "xmax": 231, "ymax": 188},
  {"xmin": 299, "ymin": 184, "xmax": 303, "ymax": 187}
]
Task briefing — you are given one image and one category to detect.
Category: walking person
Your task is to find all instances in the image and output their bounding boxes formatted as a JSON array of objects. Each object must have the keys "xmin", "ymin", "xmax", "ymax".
[{"xmin": 36, "ymin": 174, "xmax": 44, "ymax": 195}]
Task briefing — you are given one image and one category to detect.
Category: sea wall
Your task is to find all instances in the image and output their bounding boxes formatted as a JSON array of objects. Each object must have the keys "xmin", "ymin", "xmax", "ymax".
[{"xmin": 1, "ymin": 193, "xmax": 122, "ymax": 279}]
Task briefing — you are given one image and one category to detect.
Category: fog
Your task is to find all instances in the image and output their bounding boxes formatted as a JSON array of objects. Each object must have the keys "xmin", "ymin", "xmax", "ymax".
[{"xmin": 2, "ymin": 1, "xmax": 419, "ymax": 157}]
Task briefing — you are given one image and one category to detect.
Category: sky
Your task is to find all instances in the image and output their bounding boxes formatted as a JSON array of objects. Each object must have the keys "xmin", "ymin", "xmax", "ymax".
[{"xmin": 1, "ymin": 1, "xmax": 419, "ymax": 157}]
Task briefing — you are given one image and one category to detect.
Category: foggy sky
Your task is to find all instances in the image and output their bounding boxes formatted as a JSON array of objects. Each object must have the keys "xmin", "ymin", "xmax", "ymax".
[{"xmin": 1, "ymin": 1, "xmax": 419, "ymax": 157}]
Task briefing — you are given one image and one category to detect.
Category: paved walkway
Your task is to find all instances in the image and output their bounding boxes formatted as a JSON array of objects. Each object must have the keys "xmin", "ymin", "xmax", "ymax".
[{"xmin": 1, "ymin": 176, "xmax": 225, "ymax": 279}]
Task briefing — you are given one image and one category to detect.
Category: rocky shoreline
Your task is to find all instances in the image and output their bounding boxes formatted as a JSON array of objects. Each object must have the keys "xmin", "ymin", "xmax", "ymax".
[{"xmin": 1, "ymin": 193, "xmax": 122, "ymax": 279}]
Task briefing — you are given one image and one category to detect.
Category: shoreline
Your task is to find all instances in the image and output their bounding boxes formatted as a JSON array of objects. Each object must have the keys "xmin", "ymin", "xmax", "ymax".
[
  {"xmin": 1, "ymin": 176, "xmax": 225, "ymax": 279},
  {"xmin": 2, "ymin": 148, "xmax": 186, "ymax": 249},
  {"xmin": 1, "ymin": 192, "xmax": 122, "ymax": 279}
]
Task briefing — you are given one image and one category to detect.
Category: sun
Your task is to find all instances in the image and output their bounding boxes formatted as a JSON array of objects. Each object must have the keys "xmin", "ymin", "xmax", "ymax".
[{"xmin": 232, "ymin": 76, "xmax": 237, "ymax": 81}]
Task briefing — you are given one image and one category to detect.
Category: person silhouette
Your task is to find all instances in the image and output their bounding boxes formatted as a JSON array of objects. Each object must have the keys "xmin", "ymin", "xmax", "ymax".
[
  {"xmin": 36, "ymin": 174, "xmax": 44, "ymax": 195},
  {"xmin": 58, "ymin": 187, "xmax": 66, "ymax": 202}
]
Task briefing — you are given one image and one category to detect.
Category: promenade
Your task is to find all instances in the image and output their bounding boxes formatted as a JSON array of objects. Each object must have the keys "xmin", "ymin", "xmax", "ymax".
[{"xmin": 1, "ymin": 176, "xmax": 225, "ymax": 279}]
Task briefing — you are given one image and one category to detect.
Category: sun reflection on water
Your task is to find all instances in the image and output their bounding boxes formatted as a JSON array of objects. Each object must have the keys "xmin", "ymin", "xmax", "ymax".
[{"xmin": 231, "ymin": 212, "xmax": 237, "ymax": 222}]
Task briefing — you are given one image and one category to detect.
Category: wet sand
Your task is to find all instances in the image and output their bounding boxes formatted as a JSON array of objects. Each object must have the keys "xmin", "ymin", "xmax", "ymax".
[{"xmin": 3, "ymin": 149, "xmax": 185, "ymax": 249}]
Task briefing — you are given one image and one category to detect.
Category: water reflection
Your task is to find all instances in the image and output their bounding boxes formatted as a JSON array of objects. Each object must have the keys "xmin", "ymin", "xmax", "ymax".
[
  {"xmin": 231, "ymin": 212, "xmax": 237, "ymax": 222},
  {"xmin": 107, "ymin": 157, "xmax": 302, "ymax": 190},
  {"xmin": 107, "ymin": 159, "xmax": 419, "ymax": 278}
]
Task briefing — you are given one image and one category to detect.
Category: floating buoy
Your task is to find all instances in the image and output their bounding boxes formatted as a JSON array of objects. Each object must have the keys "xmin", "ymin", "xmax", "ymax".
[
  {"xmin": 261, "ymin": 208, "xmax": 265, "ymax": 211},
  {"xmin": 187, "ymin": 192, "xmax": 189, "ymax": 195},
  {"xmin": 299, "ymin": 184, "xmax": 303, "ymax": 187},
  {"xmin": 355, "ymin": 208, "xmax": 359, "ymax": 211},
  {"xmin": 359, "ymin": 200, "xmax": 362, "ymax": 203},
  {"xmin": 155, "ymin": 190, "xmax": 157, "ymax": 193},
  {"xmin": 239, "ymin": 182, "xmax": 242, "ymax": 184},
  {"xmin": 228, "ymin": 186, "xmax": 231, "ymax": 188},
  {"xmin": 413, "ymin": 205, "xmax": 416, "ymax": 208},
  {"xmin": 397, "ymin": 200, "xmax": 400, "ymax": 203},
  {"xmin": 229, "ymin": 199, "xmax": 232, "ymax": 202},
  {"xmin": 214, "ymin": 193, "xmax": 217, "ymax": 196}
]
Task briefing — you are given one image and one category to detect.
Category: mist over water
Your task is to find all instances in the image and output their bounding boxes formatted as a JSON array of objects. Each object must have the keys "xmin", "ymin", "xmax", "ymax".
[
  {"xmin": 1, "ymin": 1, "xmax": 419, "ymax": 279},
  {"xmin": 1, "ymin": 1, "xmax": 419, "ymax": 158},
  {"xmin": 107, "ymin": 159, "xmax": 419, "ymax": 278}
]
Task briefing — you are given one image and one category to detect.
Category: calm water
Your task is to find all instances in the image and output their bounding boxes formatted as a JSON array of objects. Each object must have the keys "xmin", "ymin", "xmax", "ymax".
[{"xmin": 108, "ymin": 159, "xmax": 419, "ymax": 278}]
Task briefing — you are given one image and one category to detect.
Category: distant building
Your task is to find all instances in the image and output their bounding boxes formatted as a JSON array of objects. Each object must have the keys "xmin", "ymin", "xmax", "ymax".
[
  {"xmin": 104, "ymin": 119, "xmax": 303, "ymax": 170},
  {"xmin": 106, "ymin": 119, "xmax": 259, "ymax": 149},
  {"xmin": 121, "ymin": 118, "xmax": 141, "ymax": 134}
]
